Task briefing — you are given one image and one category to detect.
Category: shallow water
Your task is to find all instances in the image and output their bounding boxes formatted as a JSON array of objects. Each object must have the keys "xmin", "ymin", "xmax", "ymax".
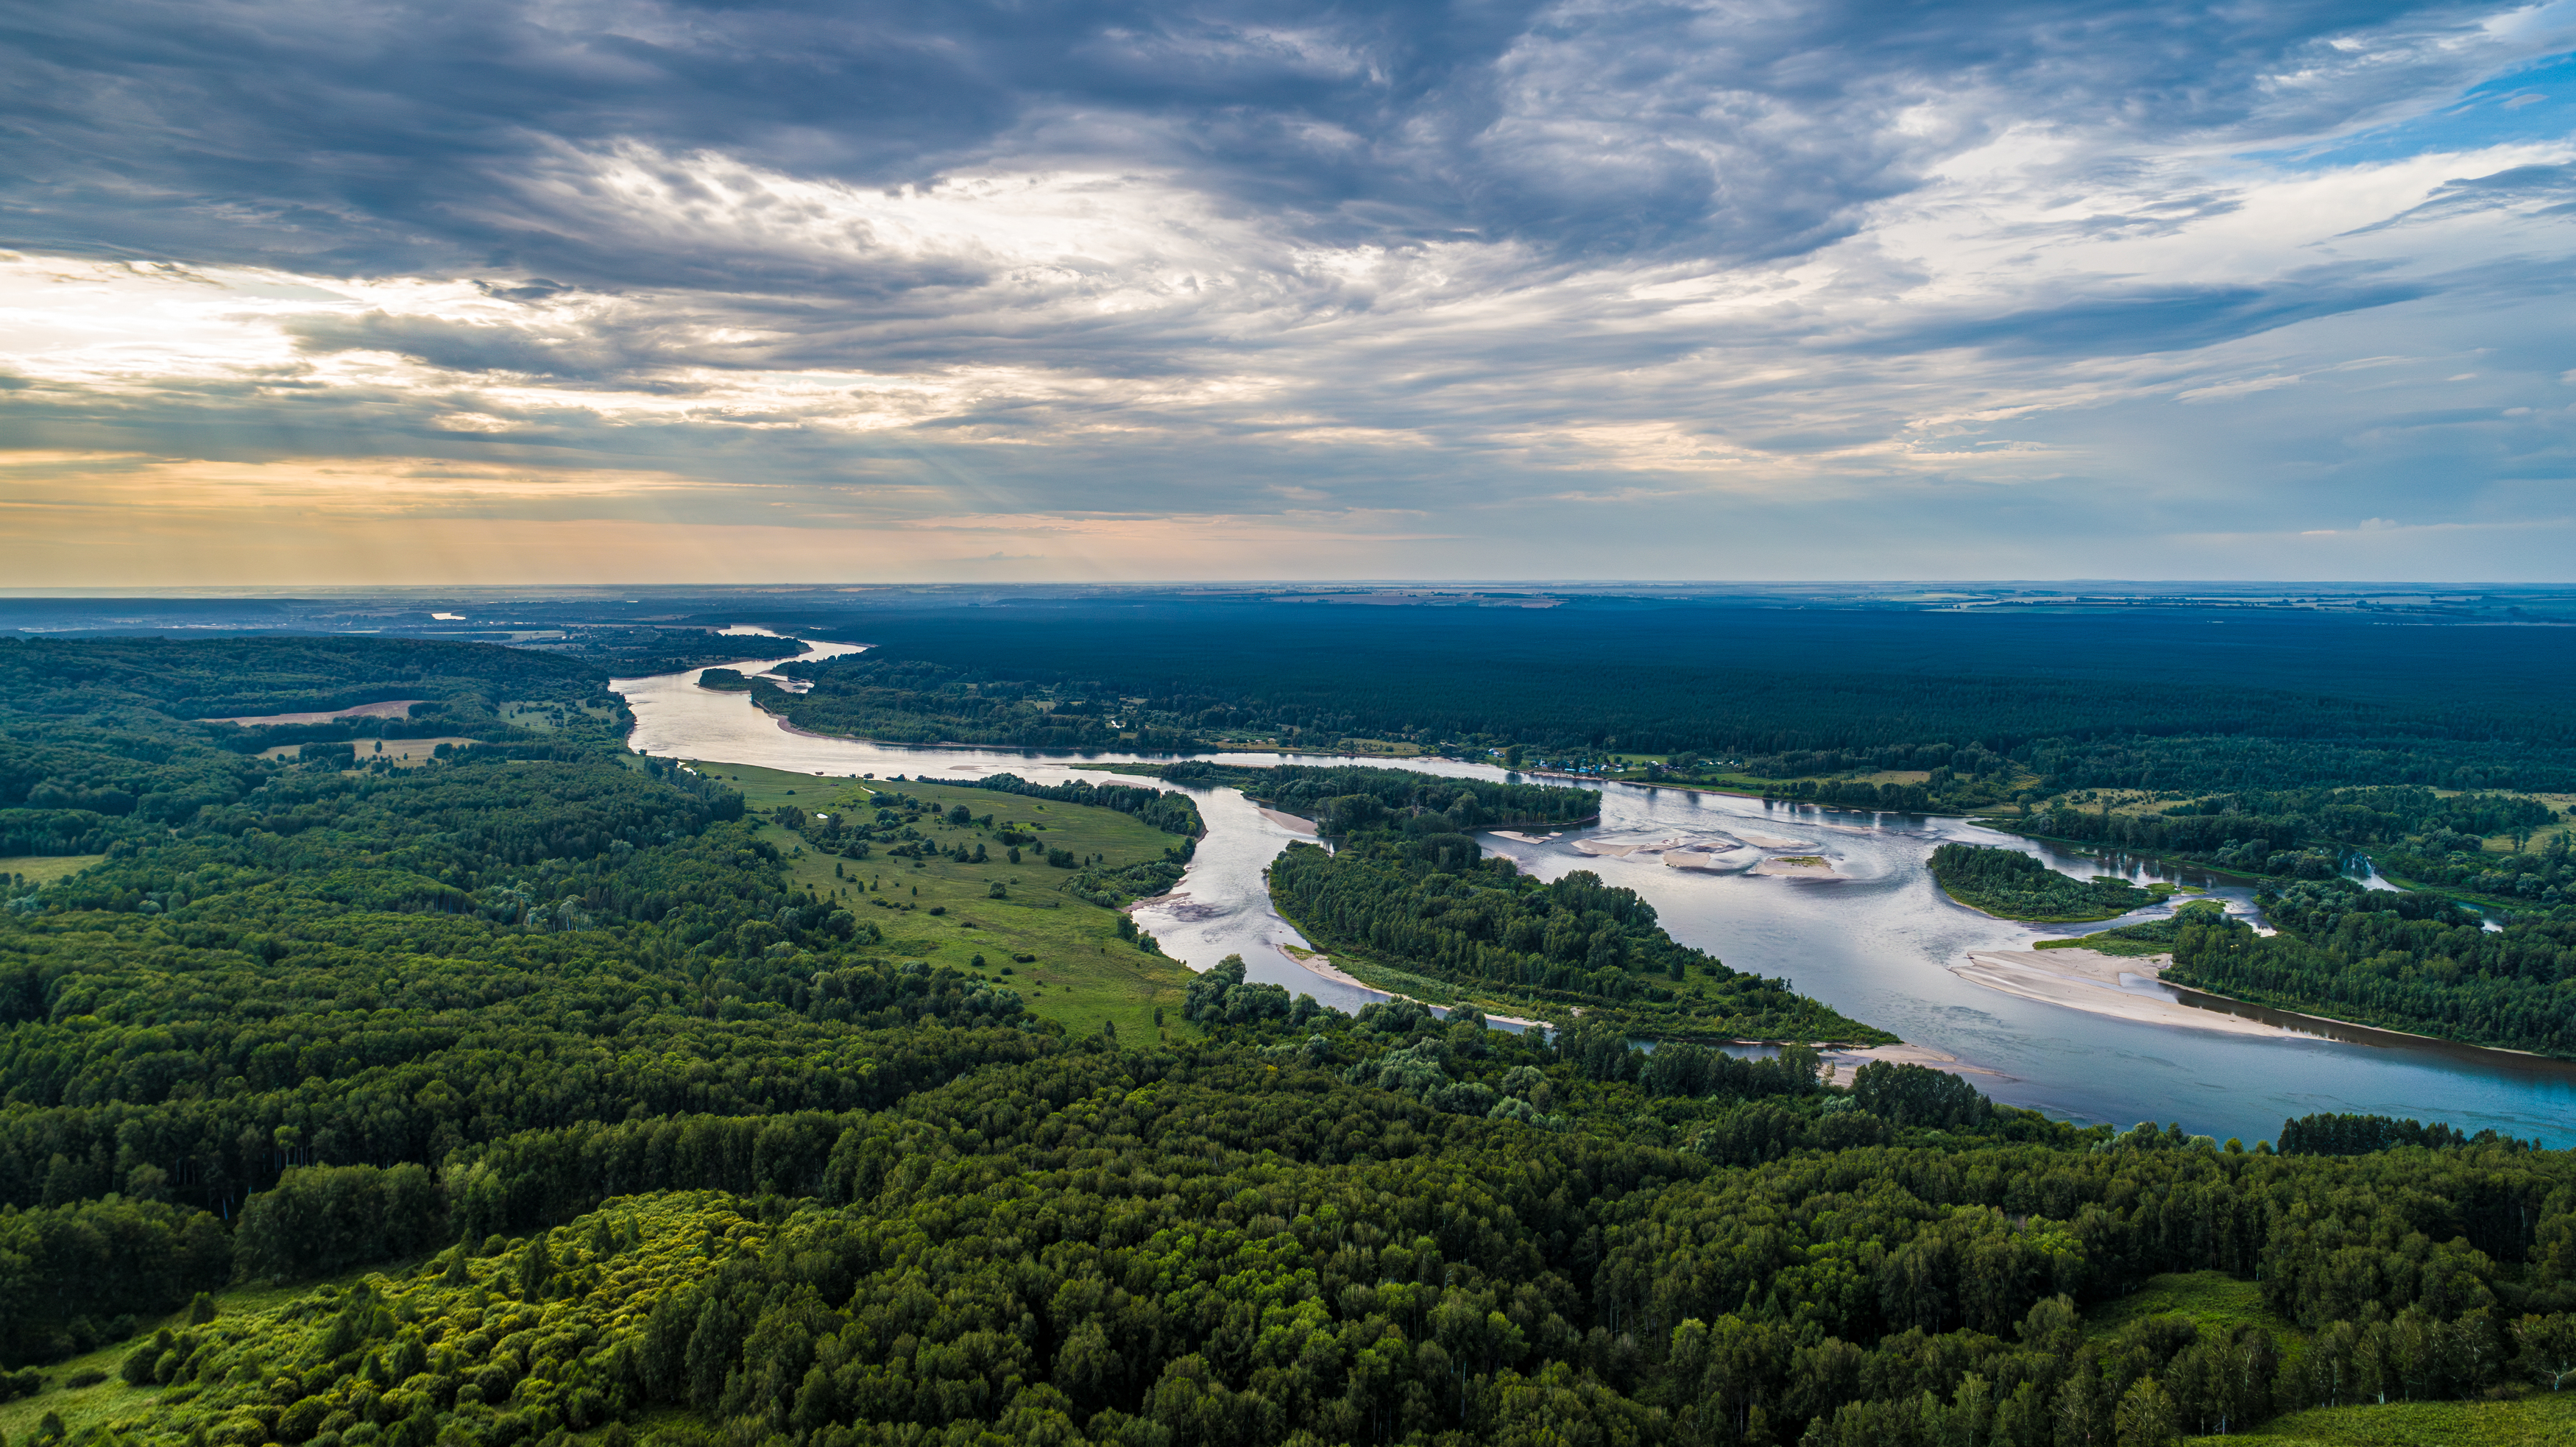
[{"xmin": 615, "ymin": 640, "xmax": 2576, "ymax": 1145}]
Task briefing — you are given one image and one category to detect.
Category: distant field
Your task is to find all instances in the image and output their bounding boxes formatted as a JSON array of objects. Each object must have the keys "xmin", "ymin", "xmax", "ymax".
[
  {"xmin": 0, "ymin": 854, "xmax": 107, "ymax": 885},
  {"xmin": 258, "ymin": 736, "xmax": 479, "ymax": 766},
  {"xmin": 2084, "ymin": 1271, "xmax": 2297, "ymax": 1344},
  {"xmin": 2193, "ymin": 1391, "xmax": 2576, "ymax": 1446},
  {"xmin": 687, "ymin": 760, "xmax": 1206, "ymax": 1043}
]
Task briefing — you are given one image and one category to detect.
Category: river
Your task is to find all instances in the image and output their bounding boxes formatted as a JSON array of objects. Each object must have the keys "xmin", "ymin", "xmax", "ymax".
[{"xmin": 615, "ymin": 637, "xmax": 2576, "ymax": 1147}]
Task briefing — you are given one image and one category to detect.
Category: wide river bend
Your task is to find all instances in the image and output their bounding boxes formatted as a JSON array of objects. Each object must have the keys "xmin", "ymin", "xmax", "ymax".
[{"xmin": 615, "ymin": 638, "xmax": 2576, "ymax": 1146}]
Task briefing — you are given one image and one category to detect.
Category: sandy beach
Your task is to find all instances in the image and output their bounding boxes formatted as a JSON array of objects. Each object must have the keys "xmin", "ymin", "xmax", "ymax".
[
  {"xmin": 1259, "ymin": 807, "xmax": 1318, "ymax": 835},
  {"xmin": 201, "ymin": 698, "xmax": 425, "ymax": 725},
  {"xmin": 1752, "ymin": 856, "xmax": 1844, "ymax": 878},
  {"xmin": 1816, "ymin": 1040, "xmax": 2010, "ymax": 1081},
  {"xmin": 1953, "ymin": 948, "xmax": 2299, "ymax": 1039}
]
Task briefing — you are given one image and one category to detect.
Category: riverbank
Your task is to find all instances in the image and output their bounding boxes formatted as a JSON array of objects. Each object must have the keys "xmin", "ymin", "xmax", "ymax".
[
  {"xmin": 1275, "ymin": 944, "xmax": 1553, "ymax": 1030},
  {"xmin": 1597, "ymin": 773, "xmax": 1998, "ymax": 819}
]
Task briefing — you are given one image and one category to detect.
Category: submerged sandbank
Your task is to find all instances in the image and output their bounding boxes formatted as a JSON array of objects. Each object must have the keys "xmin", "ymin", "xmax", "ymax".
[{"xmin": 1953, "ymin": 949, "xmax": 2295, "ymax": 1039}]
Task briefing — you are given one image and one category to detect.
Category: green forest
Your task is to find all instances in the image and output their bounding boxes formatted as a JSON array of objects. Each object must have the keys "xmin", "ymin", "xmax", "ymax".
[
  {"xmin": 1261, "ymin": 813, "xmax": 1883, "ymax": 1043},
  {"xmin": 742, "ymin": 601, "xmax": 2576, "ymax": 797},
  {"xmin": 1926, "ymin": 846, "xmax": 2157, "ymax": 924},
  {"xmin": 2, "ymin": 635, "xmax": 2575, "ymax": 1447},
  {"xmin": 2155, "ymin": 877, "xmax": 2576, "ymax": 1056},
  {"xmin": 2008, "ymin": 785, "xmax": 2569, "ymax": 900}
]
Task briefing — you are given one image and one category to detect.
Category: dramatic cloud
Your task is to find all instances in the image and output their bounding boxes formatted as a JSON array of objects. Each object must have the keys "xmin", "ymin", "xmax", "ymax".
[{"xmin": 1, "ymin": 0, "xmax": 2572, "ymax": 581}]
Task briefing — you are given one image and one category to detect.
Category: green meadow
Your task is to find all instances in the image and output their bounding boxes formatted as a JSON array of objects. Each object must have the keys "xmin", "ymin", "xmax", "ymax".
[{"xmin": 683, "ymin": 760, "xmax": 1206, "ymax": 1044}]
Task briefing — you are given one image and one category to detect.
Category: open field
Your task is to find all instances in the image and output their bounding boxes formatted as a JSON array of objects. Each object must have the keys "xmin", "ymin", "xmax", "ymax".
[
  {"xmin": 257, "ymin": 736, "xmax": 481, "ymax": 766},
  {"xmin": 0, "ymin": 854, "xmax": 106, "ymax": 885},
  {"xmin": 684, "ymin": 760, "xmax": 1205, "ymax": 1043},
  {"xmin": 2084, "ymin": 1271, "xmax": 2299, "ymax": 1344},
  {"xmin": 2191, "ymin": 1392, "xmax": 2576, "ymax": 1446}
]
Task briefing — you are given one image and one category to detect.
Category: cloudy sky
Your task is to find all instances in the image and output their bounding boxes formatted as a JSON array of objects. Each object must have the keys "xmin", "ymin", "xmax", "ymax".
[{"xmin": 3, "ymin": 0, "xmax": 2574, "ymax": 584}]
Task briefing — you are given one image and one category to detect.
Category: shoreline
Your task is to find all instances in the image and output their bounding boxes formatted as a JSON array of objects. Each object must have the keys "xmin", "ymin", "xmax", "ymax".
[
  {"xmin": 1968, "ymin": 948, "xmax": 2575, "ymax": 1066},
  {"xmin": 2162, "ymin": 980, "xmax": 2572, "ymax": 1062},
  {"xmin": 1599, "ymin": 774, "xmax": 1989, "ymax": 819},
  {"xmin": 1276, "ymin": 944, "xmax": 1554, "ymax": 1030}
]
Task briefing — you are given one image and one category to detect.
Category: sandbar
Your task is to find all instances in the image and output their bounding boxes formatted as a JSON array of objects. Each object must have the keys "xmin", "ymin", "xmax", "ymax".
[
  {"xmin": 1574, "ymin": 834, "xmax": 1691, "ymax": 857},
  {"xmin": 1815, "ymin": 1041, "xmax": 2009, "ymax": 1081},
  {"xmin": 1953, "ymin": 949, "xmax": 2296, "ymax": 1039},
  {"xmin": 1489, "ymin": 829, "xmax": 1557, "ymax": 844},
  {"xmin": 201, "ymin": 698, "xmax": 426, "ymax": 726},
  {"xmin": 1753, "ymin": 857, "xmax": 1844, "ymax": 878},
  {"xmin": 1259, "ymin": 807, "xmax": 1318, "ymax": 835},
  {"xmin": 1733, "ymin": 832, "xmax": 1812, "ymax": 849}
]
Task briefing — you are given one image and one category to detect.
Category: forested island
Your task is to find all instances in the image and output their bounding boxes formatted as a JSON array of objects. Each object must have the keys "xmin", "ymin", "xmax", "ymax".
[
  {"xmin": 1928, "ymin": 844, "xmax": 2159, "ymax": 923},
  {"xmin": 1, "ymin": 634, "xmax": 2574, "ymax": 1445}
]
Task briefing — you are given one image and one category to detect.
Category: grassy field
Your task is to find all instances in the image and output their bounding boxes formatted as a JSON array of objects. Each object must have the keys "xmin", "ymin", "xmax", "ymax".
[
  {"xmin": 684, "ymin": 760, "xmax": 1205, "ymax": 1044},
  {"xmin": 2084, "ymin": 1271, "xmax": 2299, "ymax": 1345},
  {"xmin": 2079, "ymin": 1274, "xmax": 2576, "ymax": 1447},
  {"xmin": 0, "ymin": 1264, "xmax": 433, "ymax": 1443},
  {"xmin": 2193, "ymin": 1392, "xmax": 2576, "ymax": 1446},
  {"xmin": 257, "ymin": 737, "xmax": 480, "ymax": 767},
  {"xmin": 0, "ymin": 854, "xmax": 106, "ymax": 885}
]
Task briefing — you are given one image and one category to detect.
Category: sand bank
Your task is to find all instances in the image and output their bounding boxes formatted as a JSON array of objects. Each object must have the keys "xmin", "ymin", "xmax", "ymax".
[
  {"xmin": 1732, "ymin": 832, "xmax": 1812, "ymax": 849},
  {"xmin": 1259, "ymin": 808, "xmax": 1318, "ymax": 835},
  {"xmin": 1752, "ymin": 857, "xmax": 1844, "ymax": 878},
  {"xmin": 1489, "ymin": 829, "xmax": 1557, "ymax": 844},
  {"xmin": 1953, "ymin": 949, "xmax": 2297, "ymax": 1039},
  {"xmin": 201, "ymin": 698, "xmax": 425, "ymax": 726},
  {"xmin": 1816, "ymin": 1041, "xmax": 2010, "ymax": 1081}
]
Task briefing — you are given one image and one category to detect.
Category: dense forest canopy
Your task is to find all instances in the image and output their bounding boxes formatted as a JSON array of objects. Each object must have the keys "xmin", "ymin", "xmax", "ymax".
[
  {"xmin": 2, "ymin": 634, "xmax": 2574, "ymax": 1447},
  {"xmin": 755, "ymin": 602, "xmax": 2576, "ymax": 792},
  {"xmin": 2158, "ymin": 877, "xmax": 2576, "ymax": 1057}
]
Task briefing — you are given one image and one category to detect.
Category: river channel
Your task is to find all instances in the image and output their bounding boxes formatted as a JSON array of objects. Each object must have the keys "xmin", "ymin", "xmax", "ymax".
[{"xmin": 615, "ymin": 636, "xmax": 2576, "ymax": 1147}]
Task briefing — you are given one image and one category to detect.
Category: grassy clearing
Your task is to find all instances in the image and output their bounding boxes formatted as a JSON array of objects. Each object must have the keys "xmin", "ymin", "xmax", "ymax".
[
  {"xmin": 498, "ymin": 700, "xmax": 618, "ymax": 732},
  {"xmin": 2084, "ymin": 1271, "xmax": 2299, "ymax": 1345},
  {"xmin": 0, "ymin": 854, "xmax": 106, "ymax": 885},
  {"xmin": 686, "ymin": 760, "xmax": 1204, "ymax": 1045},
  {"xmin": 256, "ymin": 737, "xmax": 480, "ymax": 767},
  {"xmin": 2193, "ymin": 1391, "xmax": 2576, "ymax": 1446},
  {"xmin": 0, "ymin": 1262, "xmax": 434, "ymax": 1443}
]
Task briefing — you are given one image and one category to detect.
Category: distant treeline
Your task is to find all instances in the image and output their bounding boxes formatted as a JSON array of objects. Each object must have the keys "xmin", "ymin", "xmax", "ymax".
[
  {"xmin": 753, "ymin": 601, "xmax": 2576, "ymax": 791},
  {"xmin": 1158, "ymin": 760, "xmax": 1599, "ymax": 828},
  {"xmin": 2009, "ymin": 785, "xmax": 2563, "ymax": 885}
]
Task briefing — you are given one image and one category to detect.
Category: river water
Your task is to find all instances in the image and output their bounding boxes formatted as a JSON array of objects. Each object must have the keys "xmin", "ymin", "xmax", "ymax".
[{"xmin": 615, "ymin": 638, "xmax": 2576, "ymax": 1147}]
